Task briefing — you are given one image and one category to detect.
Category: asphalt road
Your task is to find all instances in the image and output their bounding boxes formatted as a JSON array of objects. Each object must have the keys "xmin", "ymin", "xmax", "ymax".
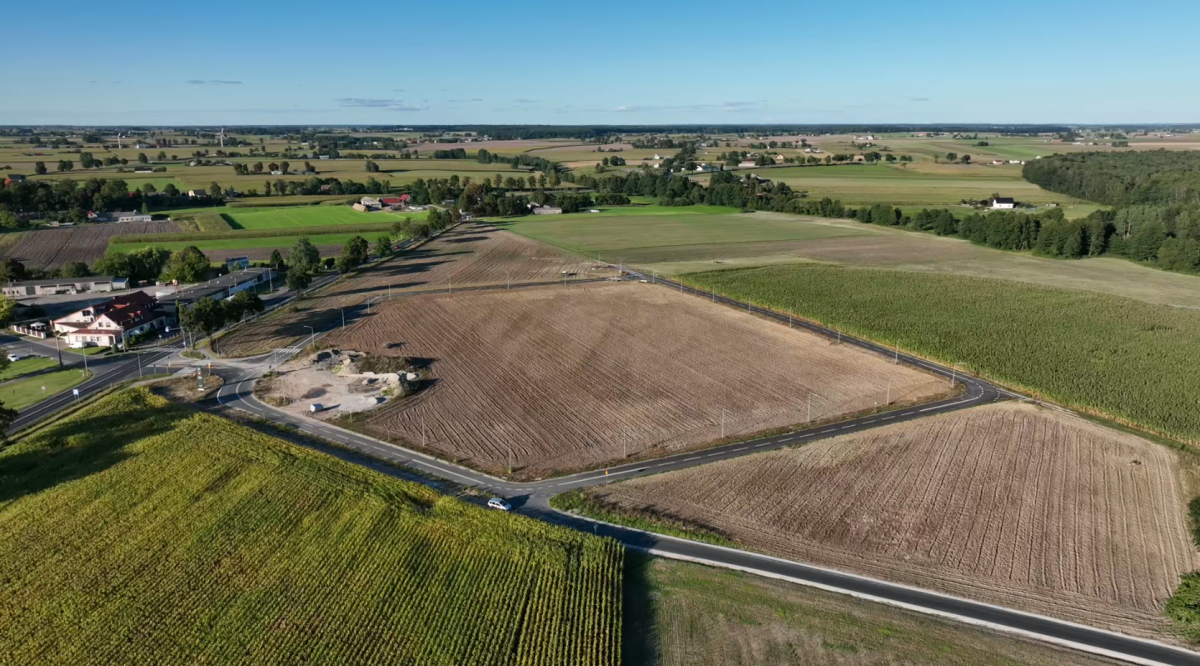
[
  {"xmin": 3, "ymin": 335, "xmax": 180, "ymax": 432},
  {"xmin": 207, "ymin": 274, "xmax": 1200, "ymax": 666}
]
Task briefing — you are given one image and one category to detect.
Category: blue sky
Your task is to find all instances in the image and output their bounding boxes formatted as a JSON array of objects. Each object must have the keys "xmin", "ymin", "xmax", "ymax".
[{"xmin": 2, "ymin": 0, "xmax": 1197, "ymax": 125}]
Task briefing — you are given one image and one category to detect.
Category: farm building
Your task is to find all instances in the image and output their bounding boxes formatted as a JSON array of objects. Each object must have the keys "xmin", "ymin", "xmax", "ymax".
[
  {"xmin": 738, "ymin": 160, "xmax": 756, "ymax": 168},
  {"xmin": 3, "ymin": 276, "xmax": 130, "ymax": 298},
  {"xmin": 774, "ymin": 154, "xmax": 787, "ymax": 164},
  {"xmin": 225, "ymin": 256, "xmax": 250, "ymax": 271},
  {"xmin": 991, "ymin": 197, "xmax": 1016, "ymax": 210},
  {"xmin": 88, "ymin": 211, "xmax": 153, "ymax": 223},
  {"xmin": 381, "ymin": 197, "xmax": 402, "ymax": 206},
  {"xmin": 53, "ymin": 291, "xmax": 170, "ymax": 348},
  {"xmin": 360, "ymin": 197, "xmax": 381, "ymax": 207},
  {"xmin": 352, "ymin": 203, "xmax": 368, "ymax": 212},
  {"xmin": 4, "ymin": 174, "xmax": 27, "ymax": 185},
  {"xmin": 155, "ymin": 268, "xmax": 276, "ymax": 311},
  {"xmin": 694, "ymin": 163, "xmax": 722, "ymax": 173},
  {"xmin": 187, "ymin": 189, "xmax": 208, "ymax": 198},
  {"xmin": 533, "ymin": 206, "xmax": 563, "ymax": 215}
]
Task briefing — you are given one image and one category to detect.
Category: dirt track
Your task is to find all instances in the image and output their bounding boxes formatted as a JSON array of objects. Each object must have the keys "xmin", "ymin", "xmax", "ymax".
[
  {"xmin": 320, "ymin": 281, "xmax": 949, "ymax": 478},
  {"xmin": 1, "ymin": 222, "xmax": 181, "ymax": 270},
  {"xmin": 583, "ymin": 402, "xmax": 1197, "ymax": 639},
  {"xmin": 218, "ymin": 223, "xmax": 613, "ymax": 356}
]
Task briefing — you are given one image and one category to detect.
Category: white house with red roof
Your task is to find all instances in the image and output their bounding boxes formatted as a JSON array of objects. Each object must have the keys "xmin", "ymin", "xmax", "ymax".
[{"xmin": 53, "ymin": 291, "xmax": 170, "ymax": 348}]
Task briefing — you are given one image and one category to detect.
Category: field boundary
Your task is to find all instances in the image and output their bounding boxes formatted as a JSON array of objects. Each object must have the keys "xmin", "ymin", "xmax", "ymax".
[
  {"xmin": 561, "ymin": 509, "xmax": 1196, "ymax": 666},
  {"xmin": 110, "ymin": 221, "xmax": 400, "ymax": 245},
  {"xmin": 673, "ymin": 268, "xmax": 1198, "ymax": 450}
]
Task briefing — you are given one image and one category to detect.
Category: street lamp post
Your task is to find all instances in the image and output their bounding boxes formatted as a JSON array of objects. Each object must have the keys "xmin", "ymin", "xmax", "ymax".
[{"xmin": 304, "ymin": 326, "xmax": 315, "ymax": 350}]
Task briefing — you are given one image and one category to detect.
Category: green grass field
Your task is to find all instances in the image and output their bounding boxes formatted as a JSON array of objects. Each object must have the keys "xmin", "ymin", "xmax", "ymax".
[
  {"xmin": 628, "ymin": 556, "xmax": 1112, "ymax": 666},
  {"xmin": 222, "ymin": 205, "xmax": 425, "ymax": 230},
  {"xmin": 738, "ymin": 164, "xmax": 1080, "ymax": 206},
  {"xmin": 0, "ymin": 368, "xmax": 90, "ymax": 410},
  {"xmin": 0, "ymin": 356, "xmax": 57, "ymax": 382},
  {"xmin": 113, "ymin": 231, "xmax": 384, "ymax": 255},
  {"xmin": 0, "ymin": 388, "xmax": 623, "ymax": 665},
  {"xmin": 497, "ymin": 206, "xmax": 868, "ymax": 260},
  {"xmin": 682, "ymin": 264, "xmax": 1200, "ymax": 445}
]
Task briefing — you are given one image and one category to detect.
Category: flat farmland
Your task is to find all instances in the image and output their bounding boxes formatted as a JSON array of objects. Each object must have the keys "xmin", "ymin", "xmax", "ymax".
[
  {"xmin": 636, "ymin": 557, "xmax": 1121, "ymax": 666},
  {"xmin": 222, "ymin": 205, "xmax": 427, "ymax": 229},
  {"xmin": 0, "ymin": 388, "xmax": 622, "ymax": 666},
  {"xmin": 573, "ymin": 210, "xmax": 1200, "ymax": 309},
  {"xmin": 321, "ymin": 282, "xmax": 949, "ymax": 478},
  {"xmin": 114, "ymin": 232, "xmax": 376, "ymax": 261},
  {"xmin": 498, "ymin": 206, "xmax": 869, "ymax": 261},
  {"xmin": 583, "ymin": 402, "xmax": 1197, "ymax": 638},
  {"xmin": 1, "ymin": 221, "xmax": 182, "ymax": 270},
  {"xmin": 217, "ymin": 224, "xmax": 615, "ymax": 356},
  {"xmin": 739, "ymin": 164, "xmax": 1079, "ymax": 206}
]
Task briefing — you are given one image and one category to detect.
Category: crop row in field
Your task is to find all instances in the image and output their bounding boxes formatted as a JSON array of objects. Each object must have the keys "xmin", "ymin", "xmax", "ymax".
[
  {"xmin": 682, "ymin": 264, "xmax": 1200, "ymax": 444},
  {"xmin": 322, "ymin": 281, "xmax": 948, "ymax": 478},
  {"xmin": 498, "ymin": 207, "xmax": 866, "ymax": 259},
  {"xmin": 0, "ymin": 388, "xmax": 623, "ymax": 665},
  {"xmin": 584, "ymin": 402, "xmax": 1194, "ymax": 638},
  {"xmin": 217, "ymin": 224, "xmax": 614, "ymax": 356},
  {"xmin": 1, "ymin": 221, "xmax": 182, "ymax": 270}
]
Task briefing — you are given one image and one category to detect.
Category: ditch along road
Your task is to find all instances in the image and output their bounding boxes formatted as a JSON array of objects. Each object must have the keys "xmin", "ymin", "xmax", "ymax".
[{"xmin": 207, "ymin": 277, "xmax": 1199, "ymax": 666}]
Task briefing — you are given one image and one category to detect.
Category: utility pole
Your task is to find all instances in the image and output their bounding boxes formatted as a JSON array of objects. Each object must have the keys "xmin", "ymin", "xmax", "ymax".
[
  {"xmin": 422, "ymin": 413, "xmax": 427, "ymax": 447},
  {"xmin": 720, "ymin": 408, "xmax": 725, "ymax": 438},
  {"xmin": 950, "ymin": 366, "xmax": 956, "ymax": 387},
  {"xmin": 136, "ymin": 351, "xmax": 143, "ymax": 378},
  {"xmin": 886, "ymin": 378, "xmax": 891, "ymax": 405},
  {"xmin": 807, "ymin": 393, "xmax": 812, "ymax": 423},
  {"xmin": 304, "ymin": 325, "xmax": 315, "ymax": 350},
  {"xmin": 338, "ymin": 308, "xmax": 345, "ymax": 329},
  {"xmin": 788, "ymin": 314, "xmax": 792, "ymax": 328},
  {"xmin": 894, "ymin": 342, "xmax": 899, "ymax": 364},
  {"xmin": 53, "ymin": 333, "xmax": 63, "ymax": 369}
]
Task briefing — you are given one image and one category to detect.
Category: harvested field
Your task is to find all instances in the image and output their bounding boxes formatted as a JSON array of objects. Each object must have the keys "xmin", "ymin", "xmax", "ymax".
[
  {"xmin": 1, "ymin": 221, "xmax": 181, "ymax": 270},
  {"xmin": 583, "ymin": 402, "xmax": 1198, "ymax": 638},
  {"xmin": 320, "ymin": 282, "xmax": 949, "ymax": 478},
  {"xmin": 217, "ymin": 223, "xmax": 614, "ymax": 356}
]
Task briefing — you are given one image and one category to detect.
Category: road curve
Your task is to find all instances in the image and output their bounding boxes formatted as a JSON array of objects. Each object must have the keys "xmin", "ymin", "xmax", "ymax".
[{"xmin": 198, "ymin": 270, "xmax": 1200, "ymax": 666}]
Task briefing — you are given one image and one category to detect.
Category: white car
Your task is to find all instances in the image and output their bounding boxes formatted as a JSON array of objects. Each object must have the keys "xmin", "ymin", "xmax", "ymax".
[
  {"xmin": 486, "ymin": 498, "xmax": 512, "ymax": 511},
  {"xmin": 6, "ymin": 353, "xmax": 23, "ymax": 362}
]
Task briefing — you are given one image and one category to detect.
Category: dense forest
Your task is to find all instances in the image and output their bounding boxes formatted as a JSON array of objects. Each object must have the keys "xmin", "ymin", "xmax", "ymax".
[
  {"xmin": 1023, "ymin": 151, "xmax": 1200, "ymax": 206},
  {"xmin": 1022, "ymin": 151, "xmax": 1200, "ymax": 273}
]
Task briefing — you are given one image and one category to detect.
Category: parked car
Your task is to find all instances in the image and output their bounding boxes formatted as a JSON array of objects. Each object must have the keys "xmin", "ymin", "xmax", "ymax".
[
  {"xmin": 486, "ymin": 498, "xmax": 512, "ymax": 511},
  {"xmin": 5, "ymin": 353, "xmax": 22, "ymax": 362}
]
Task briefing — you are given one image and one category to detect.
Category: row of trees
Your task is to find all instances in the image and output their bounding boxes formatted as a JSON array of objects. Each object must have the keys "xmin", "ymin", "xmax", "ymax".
[
  {"xmin": 848, "ymin": 203, "xmax": 1200, "ymax": 274},
  {"xmin": 181, "ymin": 289, "xmax": 265, "ymax": 339}
]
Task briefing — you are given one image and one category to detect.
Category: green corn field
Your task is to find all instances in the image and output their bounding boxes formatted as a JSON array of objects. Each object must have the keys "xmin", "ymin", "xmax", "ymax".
[
  {"xmin": 683, "ymin": 264, "xmax": 1200, "ymax": 445},
  {"xmin": 0, "ymin": 388, "xmax": 622, "ymax": 666}
]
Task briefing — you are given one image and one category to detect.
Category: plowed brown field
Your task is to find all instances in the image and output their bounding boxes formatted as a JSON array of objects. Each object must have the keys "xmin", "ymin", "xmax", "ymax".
[
  {"xmin": 320, "ymin": 281, "xmax": 949, "ymax": 477},
  {"xmin": 1, "ymin": 222, "xmax": 181, "ymax": 270},
  {"xmin": 218, "ymin": 223, "xmax": 614, "ymax": 356},
  {"xmin": 583, "ymin": 402, "xmax": 1198, "ymax": 638}
]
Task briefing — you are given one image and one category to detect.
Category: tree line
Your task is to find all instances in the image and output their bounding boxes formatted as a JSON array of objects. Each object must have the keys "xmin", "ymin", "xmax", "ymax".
[
  {"xmin": 1021, "ymin": 151, "xmax": 1200, "ymax": 273},
  {"xmin": 847, "ymin": 204, "xmax": 1200, "ymax": 274}
]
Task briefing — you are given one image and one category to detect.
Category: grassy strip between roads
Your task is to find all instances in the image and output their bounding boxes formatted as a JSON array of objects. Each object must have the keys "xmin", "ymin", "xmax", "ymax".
[
  {"xmin": 0, "ymin": 356, "xmax": 57, "ymax": 382},
  {"xmin": 0, "ymin": 368, "xmax": 91, "ymax": 411},
  {"xmin": 551, "ymin": 489, "xmax": 739, "ymax": 549}
]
